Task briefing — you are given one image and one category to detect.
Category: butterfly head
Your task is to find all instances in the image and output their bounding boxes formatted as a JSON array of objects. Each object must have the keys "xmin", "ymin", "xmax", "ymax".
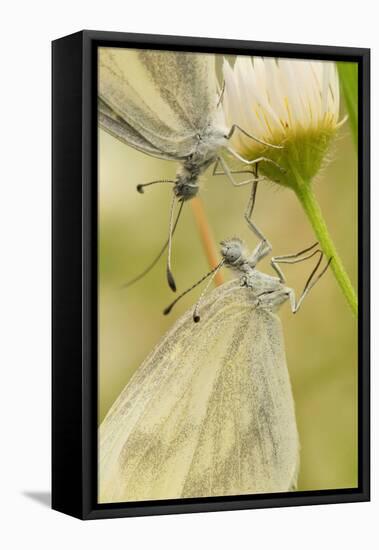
[
  {"xmin": 220, "ymin": 238, "xmax": 245, "ymax": 266},
  {"xmin": 174, "ymin": 166, "xmax": 200, "ymax": 201},
  {"xmin": 174, "ymin": 181, "xmax": 199, "ymax": 200}
]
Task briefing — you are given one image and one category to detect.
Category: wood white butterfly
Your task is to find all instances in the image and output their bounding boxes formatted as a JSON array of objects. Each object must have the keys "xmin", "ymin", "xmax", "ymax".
[
  {"xmin": 98, "ymin": 48, "xmax": 280, "ymax": 291},
  {"xmin": 99, "ymin": 227, "xmax": 330, "ymax": 503}
]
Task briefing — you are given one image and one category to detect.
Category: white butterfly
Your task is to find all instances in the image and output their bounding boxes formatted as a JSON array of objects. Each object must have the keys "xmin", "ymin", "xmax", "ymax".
[
  {"xmin": 98, "ymin": 48, "xmax": 280, "ymax": 291},
  {"xmin": 99, "ymin": 227, "xmax": 330, "ymax": 503}
]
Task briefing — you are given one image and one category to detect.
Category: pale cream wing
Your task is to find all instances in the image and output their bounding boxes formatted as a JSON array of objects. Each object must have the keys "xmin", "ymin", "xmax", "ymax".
[
  {"xmin": 182, "ymin": 306, "xmax": 299, "ymax": 498},
  {"xmin": 98, "ymin": 98, "xmax": 177, "ymax": 161},
  {"xmin": 98, "ymin": 48, "xmax": 199, "ymax": 157},
  {"xmin": 138, "ymin": 50, "xmax": 218, "ymax": 132},
  {"xmin": 99, "ymin": 279, "xmax": 239, "ymax": 503},
  {"xmin": 99, "ymin": 280, "xmax": 298, "ymax": 503}
]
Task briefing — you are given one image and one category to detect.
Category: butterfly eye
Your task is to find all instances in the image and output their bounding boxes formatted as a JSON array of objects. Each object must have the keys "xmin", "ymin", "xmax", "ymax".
[
  {"xmin": 221, "ymin": 244, "xmax": 241, "ymax": 263},
  {"xmin": 229, "ymin": 250, "xmax": 240, "ymax": 261}
]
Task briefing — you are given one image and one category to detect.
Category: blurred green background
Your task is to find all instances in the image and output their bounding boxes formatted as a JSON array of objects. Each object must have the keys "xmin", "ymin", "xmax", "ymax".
[{"xmin": 98, "ymin": 55, "xmax": 358, "ymax": 492}]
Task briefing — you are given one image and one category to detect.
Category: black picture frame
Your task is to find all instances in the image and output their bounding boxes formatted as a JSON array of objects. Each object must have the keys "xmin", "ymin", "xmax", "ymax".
[{"xmin": 52, "ymin": 30, "xmax": 370, "ymax": 520}]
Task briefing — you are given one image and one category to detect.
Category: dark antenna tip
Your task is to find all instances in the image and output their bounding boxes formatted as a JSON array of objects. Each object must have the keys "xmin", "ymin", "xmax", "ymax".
[
  {"xmin": 163, "ymin": 304, "xmax": 173, "ymax": 316},
  {"xmin": 162, "ymin": 260, "xmax": 224, "ymax": 319},
  {"xmin": 167, "ymin": 268, "xmax": 176, "ymax": 292},
  {"xmin": 136, "ymin": 184, "xmax": 144, "ymax": 194}
]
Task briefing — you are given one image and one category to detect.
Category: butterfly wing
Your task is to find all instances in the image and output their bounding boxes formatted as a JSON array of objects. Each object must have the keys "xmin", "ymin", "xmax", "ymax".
[
  {"xmin": 99, "ymin": 98, "xmax": 177, "ymax": 161},
  {"xmin": 182, "ymin": 304, "xmax": 299, "ymax": 498},
  {"xmin": 99, "ymin": 280, "xmax": 299, "ymax": 503},
  {"xmin": 99, "ymin": 48, "xmax": 212, "ymax": 158},
  {"xmin": 138, "ymin": 50, "xmax": 219, "ymax": 133}
]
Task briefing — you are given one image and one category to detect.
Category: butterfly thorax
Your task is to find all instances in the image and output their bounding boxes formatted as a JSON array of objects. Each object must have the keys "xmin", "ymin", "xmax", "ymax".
[
  {"xmin": 239, "ymin": 269, "xmax": 289, "ymax": 311},
  {"xmin": 193, "ymin": 124, "xmax": 227, "ymax": 161},
  {"xmin": 174, "ymin": 126, "xmax": 227, "ymax": 201},
  {"xmin": 243, "ymin": 269, "xmax": 282, "ymax": 294},
  {"xmin": 220, "ymin": 237, "xmax": 290, "ymax": 311}
]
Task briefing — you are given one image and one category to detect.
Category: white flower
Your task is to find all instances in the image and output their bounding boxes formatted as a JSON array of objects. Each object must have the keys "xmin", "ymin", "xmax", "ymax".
[{"xmin": 222, "ymin": 57, "xmax": 344, "ymax": 187}]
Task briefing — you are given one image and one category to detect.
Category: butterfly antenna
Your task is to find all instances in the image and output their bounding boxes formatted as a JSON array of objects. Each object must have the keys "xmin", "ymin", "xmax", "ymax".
[
  {"xmin": 166, "ymin": 194, "xmax": 178, "ymax": 292},
  {"xmin": 136, "ymin": 179, "xmax": 176, "ymax": 194},
  {"xmin": 192, "ymin": 260, "xmax": 225, "ymax": 322},
  {"xmin": 163, "ymin": 260, "xmax": 225, "ymax": 317},
  {"xmin": 121, "ymin": 200, "xmax": 184, "ymax": 289}
]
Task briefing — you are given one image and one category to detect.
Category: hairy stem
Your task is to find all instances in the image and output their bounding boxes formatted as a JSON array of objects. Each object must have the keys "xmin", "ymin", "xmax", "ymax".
[{"xmin": 295, "ymin": 181, "xmax": 357, "ymax": 316}]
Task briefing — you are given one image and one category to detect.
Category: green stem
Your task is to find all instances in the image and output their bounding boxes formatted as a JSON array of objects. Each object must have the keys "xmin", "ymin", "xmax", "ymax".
[{"xmin": 294, "ymin": 181, "xmax": 357, "ymax": 316}]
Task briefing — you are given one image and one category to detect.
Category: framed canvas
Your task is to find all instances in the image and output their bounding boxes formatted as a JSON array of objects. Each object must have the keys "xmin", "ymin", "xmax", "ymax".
[{"xmin": 52, "ymin": 30, "xmax": 370, "ymax": 520}]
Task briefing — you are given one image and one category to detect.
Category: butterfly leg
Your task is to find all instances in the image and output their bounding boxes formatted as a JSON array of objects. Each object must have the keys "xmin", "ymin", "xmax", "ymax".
[
  {"xmin": 226, "ymin": 146, "xmax": 285, "ymax": 172},
  {"xmin": 214, "ymin": 156, "xmax": 271, "ymax": 256},
  {"xmin": 270, "ymin": 243, "xmax": 320, "ymax": 283},
  {"xmin": 214, "ymin": 157, "xmax": 272, "ymax": 265},
  {"xmin": 274, "ymin": 250, "xmax": 332, "ymax": 312},
  {"xmin": 245, "ymin": 177, "xmax": 273, "ymax": 265},
  {"xmin": 226, "ymin": 124, "xmax": 283, "ymax": 150},
  {"xmin": 213, "ymin": 156, "xmax": 259, "ymax": 187}
]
